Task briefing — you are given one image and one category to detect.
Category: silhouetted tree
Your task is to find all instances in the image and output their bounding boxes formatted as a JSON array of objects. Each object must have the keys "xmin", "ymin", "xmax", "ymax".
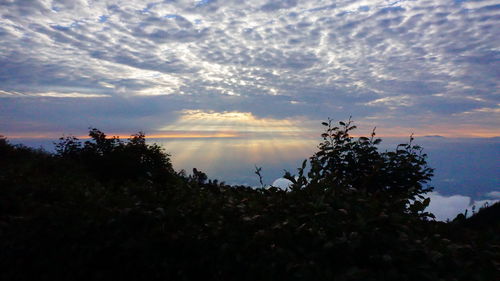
[
  {"xmin": 285, "ymin": 117, "xmax": 434, "ymax": 218},
  {"xmin": 191, "ymin": 168, "xmax": 208, "ymax": 184},
  {"xmin": 54, "ymin": 136, "xmax": 81, "ymax": 158},
  {"xmin": 54, "ymin": 128, "xmax": 175, "ymax": 184}
]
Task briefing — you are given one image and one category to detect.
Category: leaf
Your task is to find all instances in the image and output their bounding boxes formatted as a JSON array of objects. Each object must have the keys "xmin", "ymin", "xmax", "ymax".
[
  {"xmin": 338, "ymin": 209, "xmax": 348, "ymax": 215},
  {"xmin": 422, "ymin": 197, "xmax": 431, "ymax": 207}
]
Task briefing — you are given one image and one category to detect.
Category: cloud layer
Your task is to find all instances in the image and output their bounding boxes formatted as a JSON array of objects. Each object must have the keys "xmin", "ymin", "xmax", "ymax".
[
  {"xmin": 1, "ymin": 0, "xmax": 499, "ymax": 136},
  {"xmin": 269, "ymin": 179, "xmax": 499, "ymax": 221},
  {"xmin": 426, "ymin": 192, "xmax": 499, "ymax": 221}
]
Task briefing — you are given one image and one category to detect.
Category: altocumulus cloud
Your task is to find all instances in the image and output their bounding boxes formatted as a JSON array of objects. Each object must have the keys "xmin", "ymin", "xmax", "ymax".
[{"xmin": 0, "ymin": 0, "xmax": 499, "ymax": 137}]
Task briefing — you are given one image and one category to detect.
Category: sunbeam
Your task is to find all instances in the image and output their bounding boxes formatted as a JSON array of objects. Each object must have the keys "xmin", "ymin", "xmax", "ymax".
[{"xmin": 150, "ymin": 110, "xmax": 318, "ymax": 175}]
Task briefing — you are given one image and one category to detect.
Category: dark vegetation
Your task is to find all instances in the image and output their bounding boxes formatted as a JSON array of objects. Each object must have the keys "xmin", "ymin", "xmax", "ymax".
[{"xmin": 0, "ymin": 120, "xmax": 498, "ymax": 280}]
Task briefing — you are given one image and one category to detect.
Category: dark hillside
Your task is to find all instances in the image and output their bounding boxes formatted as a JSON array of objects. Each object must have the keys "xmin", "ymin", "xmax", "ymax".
[
  {"xmin": 0, "ymin": 121, "xmax": 498, "ymax": 281},
  {"xmin": 464, "ymin": 201, "xmax": 500, "ymax": 229}
]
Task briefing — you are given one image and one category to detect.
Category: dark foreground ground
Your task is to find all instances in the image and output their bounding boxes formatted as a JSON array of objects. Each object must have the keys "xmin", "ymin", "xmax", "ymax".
[{"xmin": 1, "ymin": 126, "xmax": 498, "ymax": 281}]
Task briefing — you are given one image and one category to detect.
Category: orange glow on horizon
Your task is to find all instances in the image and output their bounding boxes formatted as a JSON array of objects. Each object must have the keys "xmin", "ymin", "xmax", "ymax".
[
  {"xmin": 4, "ymin": 129, "xmax": 499, "ymax": 140},
  {"xmin": 147, "ymin": 132, "xmax": 240, "ymax": 139},
  {"xmin": 369, "ymin": 126, "xmax": 500, "ymax": 138},
  {"xmin": 3, "ymin": 132, "xmax": 241, "ymax": 140},
  {"xmin": 3, "ymin": 111, "xmax": 499, "ymax": 140}
]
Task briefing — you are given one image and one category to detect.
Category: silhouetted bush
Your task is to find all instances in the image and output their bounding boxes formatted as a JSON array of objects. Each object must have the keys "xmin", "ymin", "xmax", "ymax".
[
  {"xmin": 0, "ymin": 121, "xmax": 498, "ymax": 281},
  {"xmin": 55, "ymin": 129, "xmax": 176, "ymax": 184}
]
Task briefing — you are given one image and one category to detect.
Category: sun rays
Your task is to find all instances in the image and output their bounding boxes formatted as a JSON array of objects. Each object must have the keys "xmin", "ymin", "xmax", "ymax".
[
  {"xmin": 151, "ymin": 110, "xmax": 318, "ymax": 174},
  {"xmin": 158, "ymin": 110, "xmax": 306, "ymax": 135}
]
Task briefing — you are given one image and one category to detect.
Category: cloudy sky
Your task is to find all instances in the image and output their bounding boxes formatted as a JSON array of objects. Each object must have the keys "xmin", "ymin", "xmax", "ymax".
[
  {"xmin": 1, "ymin": 0, "xmax": 499, "ymax": 138},
  {"xmin": 0, "ymin": 0, "xmax": 499, "ymax": 220}
]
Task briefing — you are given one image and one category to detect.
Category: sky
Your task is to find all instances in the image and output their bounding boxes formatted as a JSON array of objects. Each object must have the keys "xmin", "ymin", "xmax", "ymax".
[{"xmin": 0, "ymin": 1, "xmax": 499, "ymax": 219}]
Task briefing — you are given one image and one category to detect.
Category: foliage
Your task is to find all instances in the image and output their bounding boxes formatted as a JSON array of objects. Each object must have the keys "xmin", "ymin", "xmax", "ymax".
[
  {"xmin": 0, "ymin": 122, "xmax": 498, "ymax": 281},
  {"xmin": 54, "ymin": 129, "xmax": 176, "ymax": 184},
  {"xmin": 285, "ymin": 118, "xmax": 434, "ymax": 217}
]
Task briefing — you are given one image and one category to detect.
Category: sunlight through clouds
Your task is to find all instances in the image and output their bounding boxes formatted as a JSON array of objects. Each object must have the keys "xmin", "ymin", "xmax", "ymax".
[
  {"xmin": 158, "ymin": 110, "xmax": 311, "ymax": 136},
  {"xmin": 152, "ymin": 110, "xmax": 318, "ymax": 175},
  {"xmin": 155, "ymin": 137, "xmax": 317, "ymax": 182}
]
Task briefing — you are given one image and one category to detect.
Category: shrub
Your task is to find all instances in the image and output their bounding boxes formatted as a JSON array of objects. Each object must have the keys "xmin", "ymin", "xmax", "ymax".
[{"xmin": 0, "ymin": 121, "xmax": 498, "ymax": 281}]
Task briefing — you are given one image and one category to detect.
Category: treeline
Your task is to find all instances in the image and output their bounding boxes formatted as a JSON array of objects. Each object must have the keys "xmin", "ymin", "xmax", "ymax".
[{"xmin": 0, "ymin": 120, "xmax": 498, "ymax": 281}]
